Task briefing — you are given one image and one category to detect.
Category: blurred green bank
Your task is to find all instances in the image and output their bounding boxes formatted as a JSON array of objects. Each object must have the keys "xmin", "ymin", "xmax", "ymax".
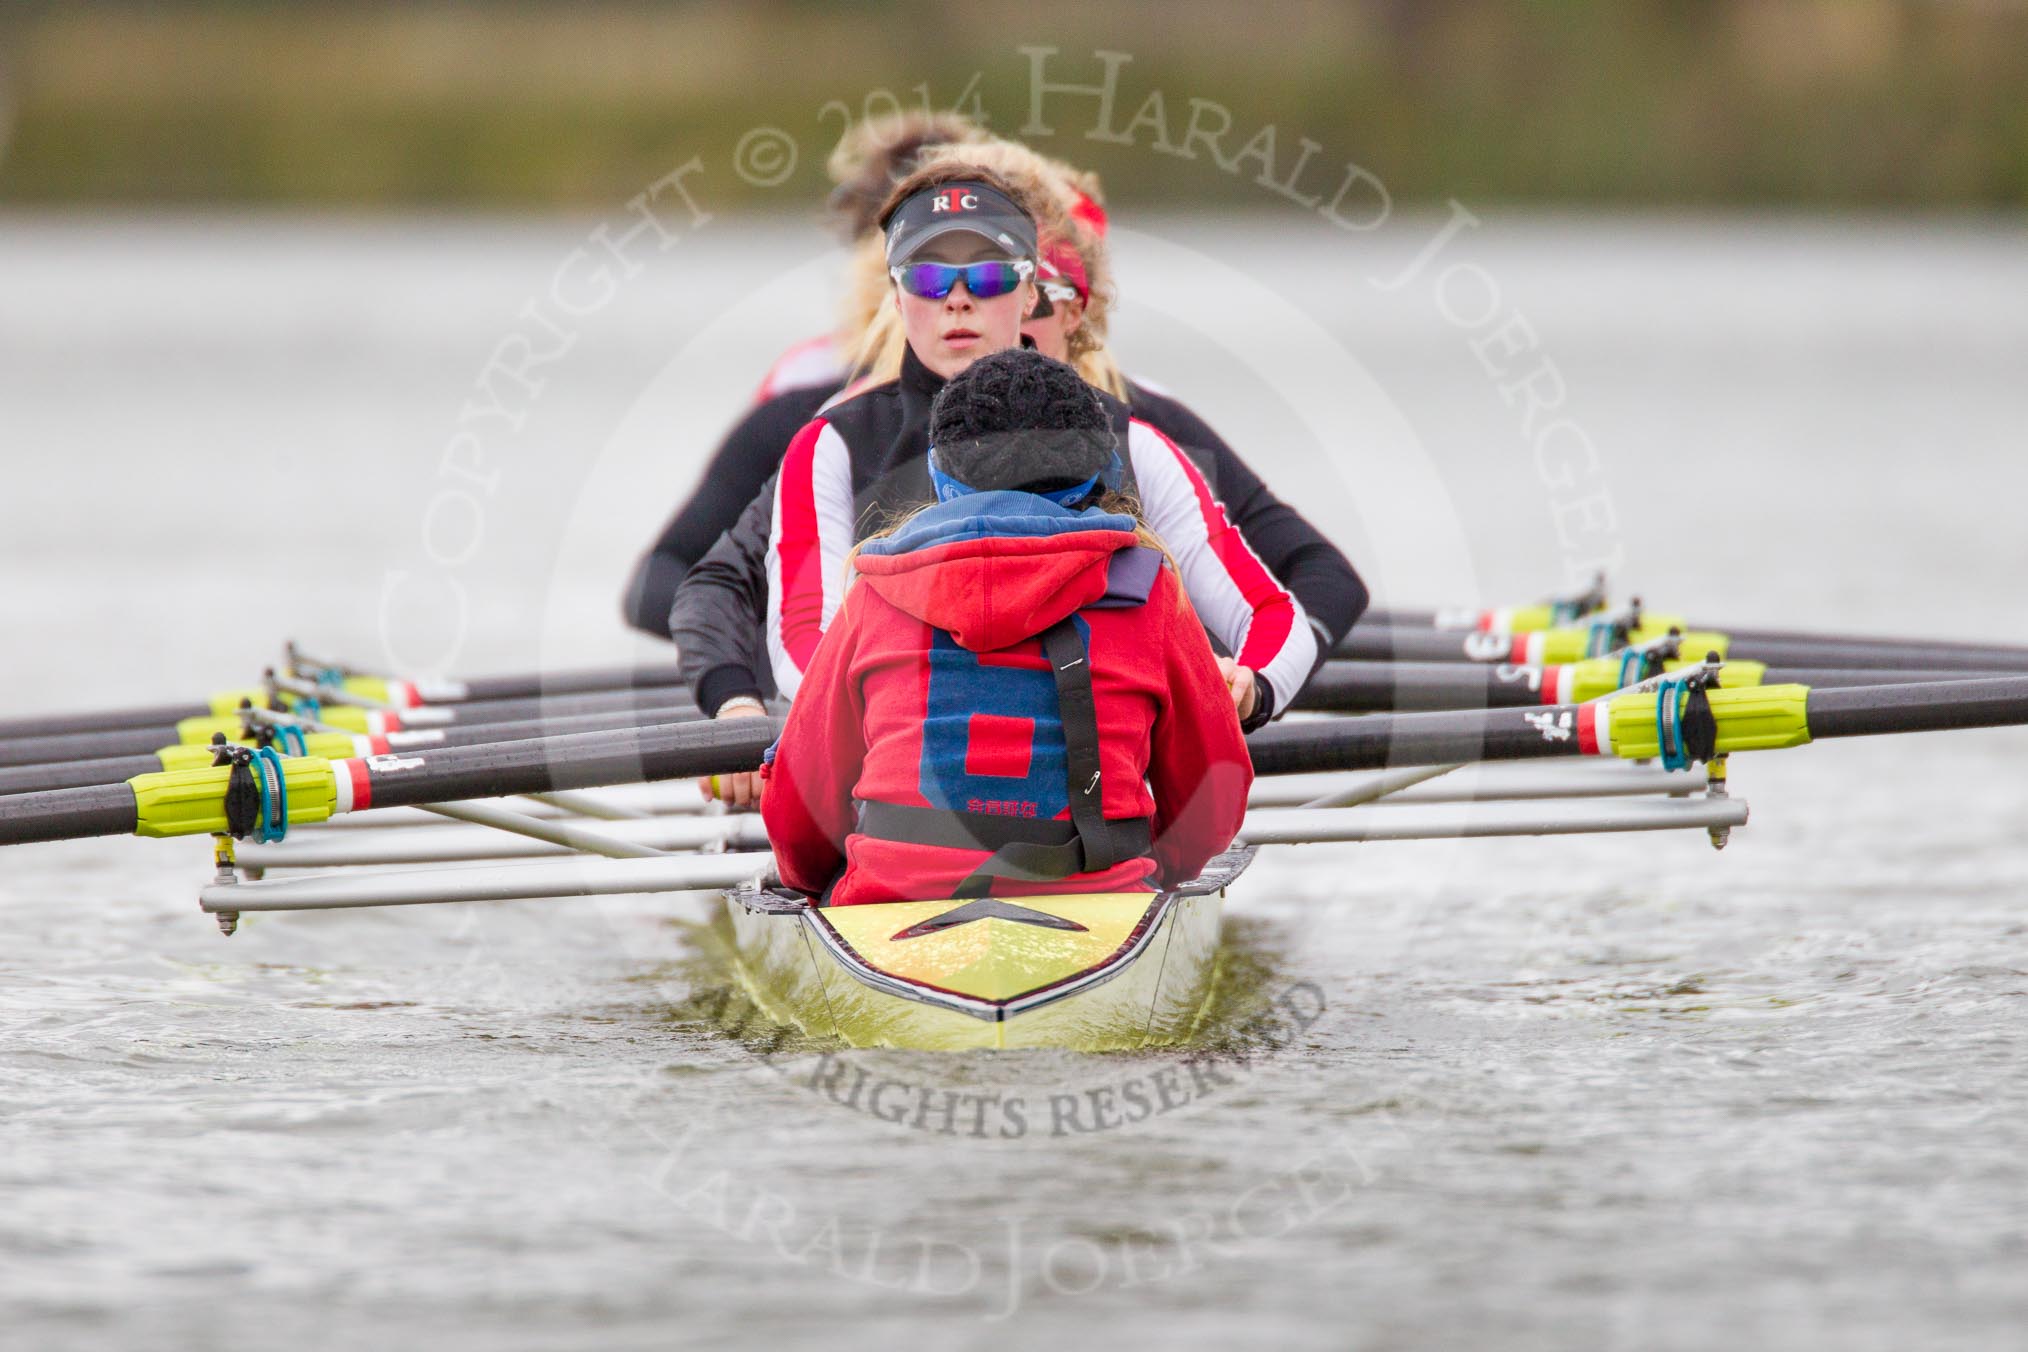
[{"xmin": 2, "ymin": 0, "xmax": 2023, "ymax": 208}]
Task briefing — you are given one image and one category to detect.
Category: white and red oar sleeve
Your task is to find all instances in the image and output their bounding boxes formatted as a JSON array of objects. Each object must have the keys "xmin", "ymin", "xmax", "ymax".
[
  {"xmin": 765, "ymin": 418, "xmax": 857, "ymax": 702},
  {"xmin": 1125, "ymin": 419, "xmax": 1317, "ymax": 715}
]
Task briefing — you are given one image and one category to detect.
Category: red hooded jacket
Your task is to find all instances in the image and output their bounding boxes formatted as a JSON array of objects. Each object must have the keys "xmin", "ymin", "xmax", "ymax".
[{"xmin": 761, "ymin": 491, "xmax": 1253, "ymax": 907}]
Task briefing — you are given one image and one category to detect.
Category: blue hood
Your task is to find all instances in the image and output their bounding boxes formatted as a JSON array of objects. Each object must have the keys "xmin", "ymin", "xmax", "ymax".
[{"xmin": 856, "ymin": 490, "xmax": 1135, "ymax": 558}]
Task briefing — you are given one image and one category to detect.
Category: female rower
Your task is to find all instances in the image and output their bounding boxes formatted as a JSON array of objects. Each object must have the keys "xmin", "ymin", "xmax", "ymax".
[
  {"xmin": 624, "ymin": 137, "xmax": 1362, "ymax": 674},
  {"xmin": 761, "ymin": 348, "xmax": 1251, "ymax": 907},
  {"xmin": 756, "ymin": 162, "xmax": 1316, "ymax": 722},
  {"xmin": 620, "ymin": 111, "xmax": 990, "ymax": 635},
  {"xmin": 750, "ymin": 110, "xmax": 994, "ymax": 405},
  {"xmin": 663, "ymin": 150, "xmax": 1367, "ymax": 805},
  {"xmin": 839, "ymin": 136, "xmax": 1123, "ymax": 395},
  {"xmin": 876, "ymin": 142, "xmax": 1363, "ymax": 655}
]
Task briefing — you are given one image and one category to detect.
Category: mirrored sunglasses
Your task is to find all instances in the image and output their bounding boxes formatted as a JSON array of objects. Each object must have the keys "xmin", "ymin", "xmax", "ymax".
[{"xmin": 890, "ymin": 259, "xmax": 1035, "ymax": 300}]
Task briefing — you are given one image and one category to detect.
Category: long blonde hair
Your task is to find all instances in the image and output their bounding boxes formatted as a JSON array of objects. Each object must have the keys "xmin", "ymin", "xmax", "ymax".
[{"xmin": 823, "ymin": 110, "xmax": 992, "ymax": 241}]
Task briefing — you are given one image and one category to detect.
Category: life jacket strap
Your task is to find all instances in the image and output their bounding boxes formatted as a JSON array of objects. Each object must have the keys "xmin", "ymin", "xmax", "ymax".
[
  {"xmin": 852, "ymin": 614, "xmax": 1151, "ymax": 898},
  {"xmin": 854, "ymin": 802, "xmax": 1154, "ymax": 898},
  {"xmin": 1040, "ymin": 615, "xmax": 1124, "ymax": 879}
]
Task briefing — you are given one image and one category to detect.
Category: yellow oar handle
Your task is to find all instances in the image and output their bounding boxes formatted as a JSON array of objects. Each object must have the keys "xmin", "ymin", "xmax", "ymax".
[
  {"xmin": 154, "ymin": 732, "xmax": 358, "ymax": 772},
  {"xmin": 1461, "ymin": 604, "xmax": 1688, "ymax": 637},
  {"xmin": 1602, "ymin": 683, "xmax": 1811, "ymax": 760},
  {"xmin": 1560, "ymin": 656, "xmax": 1767, "ymax": 704},
  {"xmin": 202, "ymin": 677, "xmax": 398, "ymax": 719},
  {"xmin": 1523, "ymin": 625, "xmax": 1730, "ymax": 666},
  {"xmin": 131, "ymin": 758, "xmax": 342, "ymax": 839},
  {"xmin": 173, "ymin": 706, "xmax": 374, "ymax": 745}
]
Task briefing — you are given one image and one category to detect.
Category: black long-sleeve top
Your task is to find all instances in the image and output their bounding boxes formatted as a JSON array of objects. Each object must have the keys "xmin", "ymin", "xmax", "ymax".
[{"xmin": 620, "ymin": 383, "xmax": 834, "ymax": 639}]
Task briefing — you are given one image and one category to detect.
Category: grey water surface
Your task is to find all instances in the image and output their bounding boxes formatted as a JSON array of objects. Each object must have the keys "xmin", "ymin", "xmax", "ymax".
[{"xmin": 2, "ymin": 213, "xmax": 2027, "ymax": 1350}]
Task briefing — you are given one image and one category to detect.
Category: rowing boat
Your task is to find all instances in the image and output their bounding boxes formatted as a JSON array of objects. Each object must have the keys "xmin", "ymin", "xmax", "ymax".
[
  {"xmin": 11, "ymin": 588, "xmax": 2028, "ymax": 1053},
  {"xmin": 719, "ymin": 849, "xmax": 1253, "ymax": 1051}
]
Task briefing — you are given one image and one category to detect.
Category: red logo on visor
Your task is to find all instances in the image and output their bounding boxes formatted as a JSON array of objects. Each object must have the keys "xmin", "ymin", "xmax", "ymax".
[{"xmin": 930, "ymin": 189, "xmax": 980, "ymax": 213}]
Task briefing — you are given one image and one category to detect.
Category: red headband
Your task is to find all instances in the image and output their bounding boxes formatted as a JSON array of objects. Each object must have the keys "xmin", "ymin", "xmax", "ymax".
[
  {"xmin": 1039, "ymin": 236, "xmax": 1091, "ymax": 298},
  {"xmin": 1070, "ymin": 192, "xmax": 1109, "ymax": 239}
]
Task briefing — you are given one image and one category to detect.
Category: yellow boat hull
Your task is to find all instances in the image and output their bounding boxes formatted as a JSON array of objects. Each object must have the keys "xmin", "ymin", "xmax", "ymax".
[{"xmin": 719, "ymin": 849, "xmax": 1252, "ymax": 1051}]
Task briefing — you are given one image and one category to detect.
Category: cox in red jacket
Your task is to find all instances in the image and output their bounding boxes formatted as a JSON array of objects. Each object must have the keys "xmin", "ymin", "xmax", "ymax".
[{"xmin": 761, "ymin": 489, "xmax": 1253, "ymax": 908}]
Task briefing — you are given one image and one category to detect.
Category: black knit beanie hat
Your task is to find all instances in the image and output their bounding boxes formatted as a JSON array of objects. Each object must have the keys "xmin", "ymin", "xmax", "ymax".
[{"xmin": 927, "ymin": 348, "xmax": 1117, "ymax": 500}]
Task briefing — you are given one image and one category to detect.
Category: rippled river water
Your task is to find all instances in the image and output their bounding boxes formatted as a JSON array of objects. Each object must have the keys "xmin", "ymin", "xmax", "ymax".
[{"xmin": 2, "ymin": 214, "xmax": 2026, "ymax": 1349}]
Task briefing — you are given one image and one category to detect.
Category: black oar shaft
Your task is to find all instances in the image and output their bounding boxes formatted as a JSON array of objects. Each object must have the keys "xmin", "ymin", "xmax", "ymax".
[
  {"xmin": 1334, "ymin": 627, "xmax": 1493, "ymax": 663},
  {"xmin": 1336, "ymin": 624, "xmax": 2028, "ymax": 673},
  {"xmin": 1364, "ymin": 609, "xmax": 2028, "ymax": 663},
  {"xmin": 0, "ymin": 756, "xmax": 166, "ymax": 796},
  {"xmin": 1295, "ymin": 662, "xmax": 1540, "ymax": 713},
  {"xmin": 1772, "ymin": 667, "xmax": 1983, "ymax": 688},
  {"xmin": 0, "ymin": 690, "xmax": 701, "ymax": 769},
  {"xmin": 354, "ymin": 718, "xmax": 779, "ymax": 811},
  {"xmin": 7, "ymin": 784, "xmax": 139, "ymax": 842},
  {"xmin": 449, "ymin": 665, "xmax": 686, "ymax": 702},
  {"xmin": 0, "ymin": 704, "xmax": 715, "ymax": 797},
  {"xmin": 1805, "ymin": 676, "xmax": 2028, "ymax": 739},
  {"xmin": 0, "ymin": 702, "xmax": 212, "ymax": 741},
  {"xmin": 1716, "ymin": 626, "xmax": 2028, "ymax": 659},
  {"xmin": 444, "ymin": 688, "xmax": 700, "ymax": 723},
  {"xmin": 1246, "ymin": 706, "xmax": 1581, "ymax": 775},
  {"xmin": 0, "ymin": 728, "xmax": 189, "ymax": 768},
  {"xmin": 1361, "ymin": 607, "xmax": 1438, "ymax": 628},
  {"xmin": 0, "ymin": 666, "xmax": 691, "ymax": 746},
  {"xmin": 0, "ymin": 716, "xmax": 782, "ymax": 847},
  {"xmin": 1294, "ymin": 662, "xmax": 1989, "ymax": 715},
  {"xmin": 398, "ymin": 705, "xmax": 706, "ymax": 748},
  {"xmin": 1730, "ymin": 638, "xmax": 2028, "ymax": 673}
]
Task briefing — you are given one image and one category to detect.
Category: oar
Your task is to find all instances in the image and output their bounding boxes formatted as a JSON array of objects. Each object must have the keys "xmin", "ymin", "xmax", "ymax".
[
  {"xmin": 274, "ymin": 640, "xmax": 692, "ymax": 706},
  {"xmin": 0, "ymin": 683, "xmax": 393, "ymax": 741},
  {"xmin": 1293, "ymin": 660, "xmax": 1991, "ymax": 714},
  {"xmin": 0, "ymin": 716, "xmax": 784, "ymax": 847},
  {"xmin": 0, "ymin": 687, "xmax": 702, "ymax": 768},
  {"xmin": 16, "ymin": 605, "xmax": 2016, "ymax": 743},
  {"xmin": 1336, "ymin": 623, "xmax": 2028, "ymax": 672},
  {"xmin": 0, "ymin": 663, "xmax": 690, "ymax": 741},
  {"xmin": 12, "ymin": 652, "xmax": 2007, "ymax": 801},
  {"xmin": 1362, "ymin": 574, "xmax": 1611, "ymax": 633},
  {"xmin": 1251, "ymin": 675, "xmax": 2028, "ymax": 775},
  {"xmin": 0, "ymin": 703, "xmax": 719, "ymax": 797},
  {"xmin": 6, "ymin": 646, "xmax": 1806, "ymax": 772},
  {"xmin": 16, "ymin": 675, "xmax": 2028, "ymax": 848},
  {"xmin": 1364, "ymin": 583, "xmax": 2028, "ymax": 658}
]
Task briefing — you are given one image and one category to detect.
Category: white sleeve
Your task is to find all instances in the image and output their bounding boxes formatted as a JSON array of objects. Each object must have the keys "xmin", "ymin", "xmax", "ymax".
[
  {"xmin": 764, "ymin": 420, "xmax": 857, "ymax": 702},
  {"xmin": 1125, "ymin": 419, "xmax": 1318, "ymax": 715}
]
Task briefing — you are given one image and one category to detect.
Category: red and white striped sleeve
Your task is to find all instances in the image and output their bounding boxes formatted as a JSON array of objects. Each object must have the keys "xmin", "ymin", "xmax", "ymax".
[
  {"xmin": 765, "ymin": 418, "xmax": 857, "ymax": 701},
  {"xmin": 1124, "ymin": 418, "xmax": 1317, "ymax": 715}
]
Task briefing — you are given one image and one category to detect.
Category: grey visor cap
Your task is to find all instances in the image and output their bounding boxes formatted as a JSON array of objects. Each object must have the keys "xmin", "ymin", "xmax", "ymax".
[{"xmin": 884, "ymin": 182, "xmax": 1040, "ymax": 267}]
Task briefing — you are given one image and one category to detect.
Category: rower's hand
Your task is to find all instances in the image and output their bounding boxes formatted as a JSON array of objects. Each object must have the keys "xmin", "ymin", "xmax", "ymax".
[
  {"xmin": 1217, "ymin": 658, "xmax": 1259, "ymax": 723},
  {"xmin": 696, "ymin": 704, "xmax": 768, "ymax": 810}
]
